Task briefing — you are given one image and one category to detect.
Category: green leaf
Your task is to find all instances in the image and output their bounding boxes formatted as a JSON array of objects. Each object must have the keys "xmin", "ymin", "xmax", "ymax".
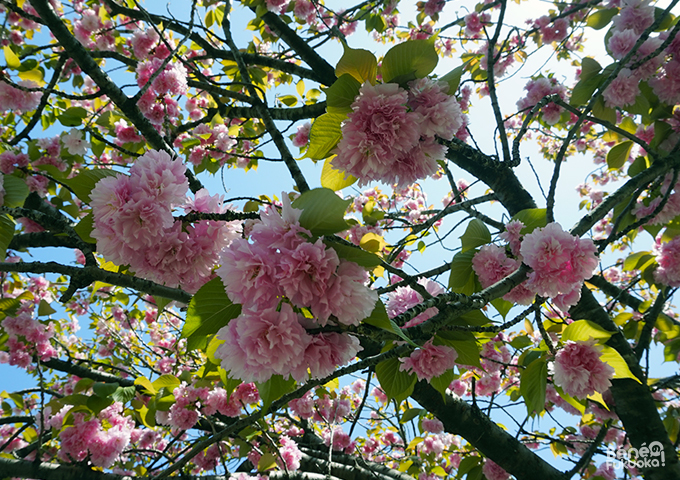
[
  {"xmin": 335, "ymin": 45, "xmax": 377, "ymax": 85},
  {"xmin": 87, "ymin": 395, "xmax": 113, "ymax": 413},
  {"xmin": 325, "ymin": 239, "xmax": 382, "ymax": 268},
  {"xmin": 305, "ymin": 113, "xmax": 345, "ymax": 160},
  {"xmin": 400, "ymin": 407, "xmax": 424, "ymax": 424},
  {"xmin": 606, "ymin": 141, "xmax": 634, "ymax": 169},
  {"xmin": 381, "ymin": 39, "xmax": 438, "ymax": 84},
  {"xmin": 257, "ymin": 374, "xmax": 296, "ymax": 410},
  {"xmin": 490, "ymin": 297, "xmax": 513, "ymax": 320},
  {"xmin": 37, "ymin": 299, "xmax": 56, "ymax": 316},
  {"xmin": 134, "ymin": 377, "xmax": 157, "ymax": 394},
  {"xmin": 2, "ymin": 175, "xmax": 29, "ymax": 208},
  {"xmin": 257, "ymin": 452, "xmax": 277, "ymax": 471},
  {"xmin": 321, "ymin": 155, "xmax": 357, "ymax": 191},
  {"xmin": 151, "ymin": 374, "xmax": 181, "ymax": 391},
  {"xmin": 561, "ymin": 320, "xmax": 613, "ymax": 343},
  {"xmin": 0, "ymin": 214, "xmax": 15, "ymax": 259},
  {"xmin": 457, "ymin": 456, "xmax": 481, "ymax": 478},
  {"xmin": 182, "ymin": 277, "xmax": 241, "ymax": 351},
  {"xmin": 363, "ymin": 300, "xmax": 417, "ymax": 346},
  {"xmin": 592, "ymin": 96, "xmax": 617, "ymax": 124},
  {"xmin": 600, "ymin": 346, "xmax": 641, "ymax": 382},
  {"xmin": 435, "ymin": 331, "xmax": 481, "ymax": 368},
  {"xmin": 586, "ymin": 8, "xmax": 618, "ymax": 29},
  {"xmin": 455, "ymin": 310, "xmax": 491, "ymax": 327},
  {"xmin": 449, "ymin": 250, "xmax": 476, "ymax": 294},
  {"xmin": 430, "ymin": 369, "xmax": 455, "ymax": 398},
  {"xmin": 3, "ymin": 46, "xmax": 20, "ymax": 69},
  {"xmin": 74, "ymin": 213, "xmax": 96, "ymax": 243},
  {"xmin": 375, "ymin": 357, "xmax": 417, "ymax": 404},
  {"xmin": 628, "ymin": 155, "xmax": 650, "ymax": 177},
  {"xmin": 553, "ymin": 385, "xmax": 586, "ymax": 414},
  {"xmin": 520, "ymin": 357, "xmax": 547, "ymax": 415},
  {"xmin": 439, "ymin": 64, "xmax": 466, "ymax": 95},
  {"xmin": 93, "ymin": 382, "xmax": 119, "ymax": 398},
  {"xmin": 57, "ymin": 107, "xmax": 88, "ymax": 127},
  {"xmin": 460, "ymin": 219, "xmax": 491, "ymax": 252},
  {"xmin": 570, "ymin": 74, "xmax": 602, "ymax": 106},
  {"xmin": 279, "ymin": 94, "xmax": 298, "ymax": 107},
  {"xmin": 580, "ymin": 58, "xmax": 603, "ymax": 81},
  {"xmin": 0, "ymin": 292, "xmax": 32, "ymax": 320},
  {"xmin": 324, "ymin": 73, "xmax": 362, "ymax": 114},
  {"xmin": 112, "ymin": 386, "xmax": 137, "ymax": 403},
  {"xmin": 61, "ymin": 169, "xmax": 120, "ymax": 203},
  {"xmin": 512, "ymin": 208, "xmax": 547, "ymax": 235},
  {"xmin": 292, "ymin": 187, "xmax": 350, "ymax": 236},
  {"xmin": 623, "ymin": 251, "xmax": 654, "ymax": 271},
  {"xmin": 360, "ymin": 232, "xmax": 385, "ymax": 253}
]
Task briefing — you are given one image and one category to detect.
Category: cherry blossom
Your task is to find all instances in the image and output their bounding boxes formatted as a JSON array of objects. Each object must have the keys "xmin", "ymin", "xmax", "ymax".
[
  {"xmin": 553, "ymin": 340, "xmax": 614, "ymax": 398},
  {"xmin": 399, "ymin": 341, "xmax": 458, "ymax": 382}
]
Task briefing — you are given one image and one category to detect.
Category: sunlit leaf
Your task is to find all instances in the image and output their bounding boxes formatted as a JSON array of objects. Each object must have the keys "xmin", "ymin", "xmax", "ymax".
[{"xmin": 183, "ymin": 277, "xmax": 241, "ymax": 351}]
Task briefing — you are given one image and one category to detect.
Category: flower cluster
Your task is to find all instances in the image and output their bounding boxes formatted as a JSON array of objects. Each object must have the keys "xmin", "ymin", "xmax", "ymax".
[
  {"xmin": 516, "ymin": 76, "xmax": 567, "ymax": 125},
  {"xmin": 553, "ymin": 340, "xmax": 614, "ymax": 398},
  {"xmin": 56, "ymin": 402, "xmax": 135, "ymax": 468},
  {"xmin": 0, "ymin": 79, "xmax": 41, "ymax": 113},
  {"xmin": 1, "ymin": 307, "xmax": 56, "ymax": 368},
  {"xmin": 399, "ymin": 340, "xmax": 458, "ymax": 382},
  {"xmin": 214, "ymin": 197, "xmax": 375, "ymax": 382},
  {"xmin": 332, "ymin": 78, "xmax": 463, "ymax": 187},
  {"xmin": 472, "ymin": 222, "xmax": 598, "ymax": 310},
  {"xmin": 653, "ymin": 235, "xmax": 680, "ymax": 287},
  {"xmin": 386, "ymin": 277, "xmax": 443, "ymax": 328},
  {"xmin": 520, "ymin": 223, "xmax": 599, "ymax": 309},
  {"xmin": 90, "ymin": 149, "xmax": 239, "ymax": 293}
]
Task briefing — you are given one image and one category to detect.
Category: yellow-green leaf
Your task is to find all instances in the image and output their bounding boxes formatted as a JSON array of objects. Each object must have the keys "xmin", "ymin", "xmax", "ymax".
[
  {"xmin": 336, "ymin": 45, "xmax": 377, "ymax": 85},
  {"xmin": 382, "ymin": 39, "xmax": 438, "ymax": 84},
  {"xmin": 600, "ymin": 345, "xmax": 641, "ymax": 383},
  {"xmin": 3, "ymin": 46, "xmax": 20, "ymax": 69},
  {"xmin": 321, "ymin": 155, "xmax": 357, "ymax": 191},
  {"xmin": 561, "ymin": 320, "xmax": 613, "ymax": 343}
]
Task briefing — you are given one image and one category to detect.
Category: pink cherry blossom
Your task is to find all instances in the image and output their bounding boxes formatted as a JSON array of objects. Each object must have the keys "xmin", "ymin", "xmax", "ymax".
[
  {"xmin": 292, "ymin": 122, "xmax": 311, "ymax": 147},
  {"xmin": 277, "ymin": 436, "xmax": 302, "ymax": 470},
  {"xmin": 276, "ymin": 239, "xmax": 340, "ymax": 307},
  {"xmin": 423, "ymin": 0, "xmax": 445, "ymax": 17},
  {"xmin": 653, "ymin": 235, "xmax": 680, "ymax": 287},
  {"xmin": 482, "ymin": 459, "xmax": 510, "ymax": 480},
  {"xmin": 216, "ymin": 238, "xmax": 282, "ymax": 308},
  {"xmin": 386, "ymin": 278, "xmax": 444, "ymax": 328},
  {"xmin": 608, "ymin": 29, "xmax": 638, "ymax": 60},
  {"xmin": 553, "ymin": 340, "xmax": 614, "ymax": 398},
  {"xmin": 472, "ymin": 244, "xmax": 535, "ymax": 305},
  {"xmin": 520, "ymin": 222, "xmax": 598, "ymax": 306},
  {"xmin": 421, "ymin": 417, "xmax": 444, "ymax": 433},
  {"xmin": 0, "ymin": 79, "xmax": 41, "ymax": 113},
  {"xmin": 331, "ymin": 82, "xmax": 422, "ymax": 186},
  {"xmin": 215, "ymin": 303, "xmax": 311, "ymax": 383},
  {"xmin": 602, "ymin": 69, "xmax": 640, "ymax": 108},
  {"xmin": 408, "ymin": 78, "xmax": 463, "ymax": 139},
  {"xmin": 309, "ymin": 259, "xmax": 378, "ymax": 326},
  {"xmin": 399, "ymin": 341, "xmax": 458, "ymax": 382},
  {"xmin": 293, "ymin": 332, "xmax": 362, "ymax": 380},
  {"xmin": 613, "ymin": 0, "xmax": 655, "ymax": 34}
]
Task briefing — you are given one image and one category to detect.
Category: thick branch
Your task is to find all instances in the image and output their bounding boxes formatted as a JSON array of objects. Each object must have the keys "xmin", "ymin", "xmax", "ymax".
[
  {"xmin": 570, "ymin": 287, "xmax": 680, "ymax": 480},
  {"xmin": 411, "ymin": 382, "xmax": 565, "ymax": 480},
  {"xmin": 0, "ymin": 261, "xmax": 192, "ymax": 304}
]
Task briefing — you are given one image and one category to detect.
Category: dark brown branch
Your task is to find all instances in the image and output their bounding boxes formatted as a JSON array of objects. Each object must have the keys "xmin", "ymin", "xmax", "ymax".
[
  {"xmin": 411, "ymin": 382, "xmax": 565, "ymax": 480},
  {"xmin": 0, "ymin": 261, "xmax": 192, "ymax": 304}
]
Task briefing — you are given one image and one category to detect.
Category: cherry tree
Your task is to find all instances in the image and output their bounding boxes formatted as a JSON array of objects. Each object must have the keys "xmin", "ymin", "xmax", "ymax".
[{"xmin": 1, "ymin": 0, "xmax": 680, "ymax": 479}]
